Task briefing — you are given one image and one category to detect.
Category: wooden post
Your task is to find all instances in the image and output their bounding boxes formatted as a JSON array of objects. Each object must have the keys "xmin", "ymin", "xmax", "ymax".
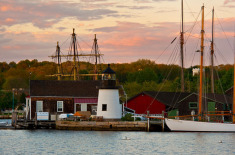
[
  {"xmin": 222, "ymin": 111, "xmax": 224, "ymax": 122},
  {"xmin": 12, "ymin": 112, "xmax": 18, "ymax": 127},
  {"xmin": 176, "ymin": 110, "xmax": 179, "ymax": 120},
  {"xmin": 147, "ymin": 118, "xmax": 150, "ymax": 132},
  {"xmin": 147, "ymin": 111, "xmax": 149, "ymax": 132},
  {"xmin": 162, "ymin": 111, "xmax": 165, "ymax": 132},
  {"xmin": 191, "ymin": 110, "xmax": 195, "ymax": 121},
  {"xmin": 35, "ymin": 112, "xmax": 37, "ymax": 127}
]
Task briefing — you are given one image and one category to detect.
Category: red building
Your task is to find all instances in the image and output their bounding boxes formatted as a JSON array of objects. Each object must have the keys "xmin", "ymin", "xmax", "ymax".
[
  {"xmin": 125, "ymin": 91, "xmax": 190, "ymax": 115},
  {"xmin": 125, "ymin": 91, "xmax": 232, "ymax": 116},
  {"xmin": 125, "ymin": 92, "xmax": 165, "ymax": 114}
]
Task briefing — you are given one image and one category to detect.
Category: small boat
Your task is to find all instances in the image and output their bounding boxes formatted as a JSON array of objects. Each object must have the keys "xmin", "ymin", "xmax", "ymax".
[
  {"xmin": 122, "ymin": 136, "xmax": 131, "ymax": 140},
  {"xmin": 0, "ymin": 122, "xmax": 8, "ymax": 126}
]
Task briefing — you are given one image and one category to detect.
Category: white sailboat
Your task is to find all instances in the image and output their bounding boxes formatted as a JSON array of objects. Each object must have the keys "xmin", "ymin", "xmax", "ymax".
[
  {"xmin": 165, "ymin": 4, "xmax": 235, "ymax": 132},
  {"xmin": 165, "ymin": 119, "xmax": 235, "ymax": 132}
]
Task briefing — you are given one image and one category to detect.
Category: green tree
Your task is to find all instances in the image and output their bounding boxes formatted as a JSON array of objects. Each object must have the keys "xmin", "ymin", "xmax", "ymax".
[
  {"xmin": 136, "ymin": 68, "xmax": 159, "ymax": 83},
  {"xmin": 0, "ymin": 62, "xmax": 10, "ymax": 72},
  {"xmin": 0, "ymin": 91, "xmax": 17, "ymax": 110},
  {"xmin": 9, "ymin": 61, "xmax": 16, "ymax": 68},
  {"xmin": 20, "ymin": 93, "xmax": 26, "ymax": 104}
]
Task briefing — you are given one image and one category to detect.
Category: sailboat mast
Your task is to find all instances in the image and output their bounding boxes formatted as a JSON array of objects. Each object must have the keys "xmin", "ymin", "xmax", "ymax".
[
  {"xmin": 199, "ymin": 5, "xmax": 205, "ymax": 121},
  {"xmin": 210, "ymin": 7, "xmax": 215, "ymax": 93},
  {"xmin": 180, "ymin": 0, "xmax": 185, "ymax": 92},
  {"xmin": 233, "ymin": 27, "xmax": 235, "ymax": 124}
]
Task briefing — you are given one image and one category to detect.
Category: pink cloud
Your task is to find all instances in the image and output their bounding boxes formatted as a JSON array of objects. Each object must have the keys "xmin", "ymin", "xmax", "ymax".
[
  {"xmin": 2, "ymin": 45, "xmax": 31, "ymax": 50},
  {"xmin": 0, "ymin": 0, "xmax": 118, "ymax": 28},
  {"xmin": 0, "ymin": 4, "xmax": 23, "ymax": 12},
  {"xmin": 5, "ymin": 18, "xmax": 15, "ymax": 23},
  {"xmin": 1, "ymin": 15, "xmax": 235, "ymax": 66},
  {"xmin": 90, "ymin": 18, "xmax": 235, "ymax": 65},
  {"xmin": 224, "ymin": 0, "xmax": 235, "ymax": 5}
]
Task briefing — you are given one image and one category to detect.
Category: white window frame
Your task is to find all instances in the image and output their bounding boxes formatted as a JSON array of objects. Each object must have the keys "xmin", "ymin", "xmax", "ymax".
[
  {"xmin": 57, "ymin": 101, "xmax": 64, "ymax": 112},
  {"xmin": 36, "ymin": 101, "xmax": 43, "ymax": 112}
]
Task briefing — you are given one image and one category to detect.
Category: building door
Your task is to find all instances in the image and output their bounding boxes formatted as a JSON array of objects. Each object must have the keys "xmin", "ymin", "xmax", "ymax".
[
  {"xmin": 36, "ymin": 101, "xmax": 43, "ymax": 112},
  {"xmin": 75, "ymin": 104, "xmax": 81, "ymax": 112},
  {"xmin": 91, "ymin": 106, "xmax": 97, "ymax": 115}
]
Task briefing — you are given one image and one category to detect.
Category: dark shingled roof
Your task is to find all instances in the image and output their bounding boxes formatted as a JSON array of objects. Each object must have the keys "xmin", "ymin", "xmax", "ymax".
[
  {"xmin": 30, "ymin": 80, "xmax": 101, "ymax": 97},
  {"xmin": 102, "ymin": 64, "xmax": 116, "ymax": 74},
  {"xmin": 143, "ymin": 91, "xmax": 191, "ymax": 107},
  {"xmin": 225, "ymin": 87, "xmax": 233, "ymax": 96}
]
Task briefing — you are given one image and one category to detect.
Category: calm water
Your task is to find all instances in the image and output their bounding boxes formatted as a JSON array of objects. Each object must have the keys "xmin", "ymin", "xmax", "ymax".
[{"xmin": 1, "ymin": 120, "xmax": 235, "ymax": 155}]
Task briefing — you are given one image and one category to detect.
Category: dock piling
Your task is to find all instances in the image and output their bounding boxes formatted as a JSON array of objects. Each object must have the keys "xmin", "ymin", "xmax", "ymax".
[
  {"xmin": 35, "ymin": 112, "xmax": 37, "ymax": 128},
  {"xmin": 162, "ymin": 111, "xmax": 165, "ymax": 132}
]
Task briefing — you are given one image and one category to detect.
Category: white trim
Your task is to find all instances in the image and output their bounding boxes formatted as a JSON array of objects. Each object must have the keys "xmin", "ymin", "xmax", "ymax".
[
  {"xmin": 29, "ymin": 98, "xmax": 31, "ymax": 120},
  {"xmin": 81, "ymin": 103, "xmax": 87, "ymax": 111},
  {"xmin": 36, "ymin": 101, "xmax": 43, "ymax": 112},
  {"xmin": 74, "ymin": 103, "xmax": 81, "ymax": 113},
  {"xmin": 57, "ymin": 101, "xmax": 63, "ymax": 112},
  {"xmin": 74, "ymin": 103, "xmax": 97, "ymax": 113}
]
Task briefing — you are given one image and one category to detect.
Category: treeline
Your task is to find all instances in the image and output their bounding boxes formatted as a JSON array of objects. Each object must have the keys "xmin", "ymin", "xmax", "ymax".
[{"xmin": 0, "ymin": 59, "xmax": 233, "ymax": 110}]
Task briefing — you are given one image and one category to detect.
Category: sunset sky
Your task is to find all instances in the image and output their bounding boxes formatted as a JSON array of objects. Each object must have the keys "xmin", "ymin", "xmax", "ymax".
[{"xmin": 0, "ymin": 0, "xmax": 235, "ymax": 67}]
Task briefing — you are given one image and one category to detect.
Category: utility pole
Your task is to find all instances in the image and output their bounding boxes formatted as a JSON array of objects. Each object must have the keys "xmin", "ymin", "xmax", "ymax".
[
  {"xmin": 210, "ymin": 7, "xmax": 215, "ymax": 93},
  {"xmin": 180, "ymin": 0, "xmax": 185, "ymax": 92}
]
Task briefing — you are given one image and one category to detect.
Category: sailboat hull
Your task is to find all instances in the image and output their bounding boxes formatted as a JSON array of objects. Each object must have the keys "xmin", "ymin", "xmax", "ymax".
[{"xmin": 165, "ymin": 118, "xmax": 235, "ymax": 132}]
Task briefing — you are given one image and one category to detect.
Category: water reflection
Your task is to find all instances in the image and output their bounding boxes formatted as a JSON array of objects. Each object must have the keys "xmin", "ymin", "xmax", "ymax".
[{"xmin": 0, "ymin": 130, "xmax": 235, "ymax": 154}]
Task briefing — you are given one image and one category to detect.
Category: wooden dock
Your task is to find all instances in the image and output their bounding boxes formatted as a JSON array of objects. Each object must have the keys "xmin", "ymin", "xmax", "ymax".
[
  {"xmin": 11, "ymin": 112, "xmax": 56, "ymax": 129},
  {"xmin": 14, "ymin": 120, "xmax": 56, "ymax": 129},
  {"xmin": 56, "ymin": 121, "xmax": 147, "ymax": 131},
  {"xmin": 9, "ymin": 112, "xmax": 167, "ymax": 131}
]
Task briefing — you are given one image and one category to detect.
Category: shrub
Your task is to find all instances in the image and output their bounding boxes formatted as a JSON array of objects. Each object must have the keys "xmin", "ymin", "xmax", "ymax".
[{"xmin": 121, "ymin": 113, "xmax": 134, "ymax": 121}]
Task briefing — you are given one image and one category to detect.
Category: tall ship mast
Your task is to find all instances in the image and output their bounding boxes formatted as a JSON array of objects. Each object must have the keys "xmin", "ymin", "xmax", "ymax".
[
  {"xmin": 56, "ymin": 41, "xmax": 62, "ymax": 81},
  {"xmin": 91, "ymin": 34, "xmax": 101, "ymax": 80},
  {"xmin": 70, "ymin": 28, "xmax": 79, "ymax": 80},
  {"xmin": 49, "ymin": 29, "xmax": 103, "ymax": 81}
]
